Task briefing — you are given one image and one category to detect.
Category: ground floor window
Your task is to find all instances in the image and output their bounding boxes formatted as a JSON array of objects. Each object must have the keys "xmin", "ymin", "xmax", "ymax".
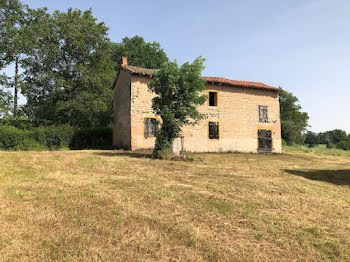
[
  {"xmin": 258, "ymin": 129, "xmax": 272, "ymax": 153},
  {"xmin": 144, "ymin": 118, "xmax": 158, "ymax": 138},
  {"xmin": 209, "ymin": 121, "xmax": 219, "ymax": 139}
]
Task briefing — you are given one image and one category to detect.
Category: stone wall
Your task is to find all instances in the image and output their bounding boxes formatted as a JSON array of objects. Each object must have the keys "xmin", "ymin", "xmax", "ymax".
[
  {"xmin": 112, "ymin": 70, "xmax": 132, "ymax": 149},
  {"xmin": 124, "ymin": 75, "xmax": 282, "ymax": 153}
]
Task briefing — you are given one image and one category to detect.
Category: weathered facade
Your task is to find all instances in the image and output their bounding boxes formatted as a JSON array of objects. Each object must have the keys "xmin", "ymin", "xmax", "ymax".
[{"xmin": 113, "ymin": 57, "xmax": 282, "ymax": 153}]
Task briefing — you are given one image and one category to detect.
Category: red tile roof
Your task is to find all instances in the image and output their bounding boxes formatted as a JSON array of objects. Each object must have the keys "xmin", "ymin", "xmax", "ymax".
[
  {"xmin": 123, "ymin": 65, "xmax": 155, "ymax": 77},
  {"xmin": 122, "ymin": 65, "xmax": 281, "ymax": 92},
  {"xmin": 204, "ymin": 77, "xmax": 280, "ymax": 91}
]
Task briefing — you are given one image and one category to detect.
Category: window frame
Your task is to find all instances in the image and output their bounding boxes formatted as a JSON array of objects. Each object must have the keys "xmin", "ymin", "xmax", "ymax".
[
  {"xmin": 258, "ymin": 105, "xmax": 269, "ymax": 123},
  {"xmin": 208, "ymin": 121, "xmax": 220, "ymax": 140},
  {"xmin": 208, "ymin": 91, "xmax": 219, "ymax": 107},
  {"xmin": 144, "ymin": 117, "xmax": 159, "ymax": 138}
]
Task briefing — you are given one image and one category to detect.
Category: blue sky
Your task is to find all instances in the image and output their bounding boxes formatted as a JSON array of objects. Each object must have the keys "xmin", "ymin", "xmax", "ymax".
[{"xmin": 17, "ymin": 0, "xmax": 350, "ymax": 132}]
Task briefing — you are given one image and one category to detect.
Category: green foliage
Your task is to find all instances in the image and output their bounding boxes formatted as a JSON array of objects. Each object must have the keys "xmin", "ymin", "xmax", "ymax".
[
  {"xmin": 0, "ymin": 86, "xmax": 12, "ymax": 117},
  {"xmin": 22, "ymin": 8, "xmax": 115, "ymax": 128},
  {"xmin": 0, "ymin": 125, "xmax": 32, "ymax": 150},
  {"xmin": 305, "ymin": 131, "xmax": 320, "ymax": 147},
  {"xmin": 110, "ymin": 36, "xmax": 168, "ymax": 71},
  {"xmin": 0, "ymin": 117, "xmax": 33, "ymax": 129},
  {"xmin": 318, "ymin": 129, "xmax": 350, "ymax": 150},
  {"xmin": 0, "ymin": 125, "xmax": 112, "ymax": 150},
  {"xmin": 336, "ymin": 140, "xmax": 350, "ymax": 151},
  {"xmin": 325, "ymin": 129, "xmax": 348, "ymax": 144},
  {"xmin": 70, "ymin": 127, "xmax": 112, "ymax": 150},
  {"xmin": 279, "ymin": 90, "xmax": 309, "ymax": 144},
  {"xmin": 148, "ymin": 57, "xmax": 207, "ymax": 158},
  {"xmin": 33, "ymin": 126, "xmax": 75, "ymax": 150},
  {"xmin": 0, "ymin": 0, "xmax": 28, "ymax": 67},
  {"xmin": 0, "ymin": 0, "xmax": 37, "ymax": 116}
]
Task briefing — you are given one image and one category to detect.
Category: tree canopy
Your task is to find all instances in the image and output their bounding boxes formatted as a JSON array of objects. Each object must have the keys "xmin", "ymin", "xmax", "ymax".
[
  {"xmin": 279, "ymin": 90, "xmax": 309, "ymax": 144},
  {"xmin": 0, "ymin": 0, "xmax": 32, "ymax": 116},
  {"xmin": 21, "ymin": 8, "xmax": 115, "ymax": 127},
  {"xmin": 148, "ymin": 57, "xmax": 207, "ymax": 158},
  {"xmin": 110, "ymin": 36, "xmax": 168, "ymax": 71}
]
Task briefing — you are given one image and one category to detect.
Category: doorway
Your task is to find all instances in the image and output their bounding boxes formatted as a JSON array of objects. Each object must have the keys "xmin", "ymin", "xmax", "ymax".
[{"xmin": 258, "ymin": 130, "xmax": 272, "ymax": 153}]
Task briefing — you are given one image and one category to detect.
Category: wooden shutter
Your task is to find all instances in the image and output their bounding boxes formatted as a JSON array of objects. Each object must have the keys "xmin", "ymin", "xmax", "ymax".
[
  {"xmin": 259, "ymin": 106, "xmax": 268, "ymax": 122},
  {"xmin": 209, "ymin": 122, "xmax": 219, "ymax": 139}
]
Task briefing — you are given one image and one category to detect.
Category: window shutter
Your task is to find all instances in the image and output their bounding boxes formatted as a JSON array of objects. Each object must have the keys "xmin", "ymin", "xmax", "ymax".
[
  {"xmin": 208, "ymin": 122, "xmax": 219, "ymax": 139},
  {"xmin": 259, "ymin": 106, "xmax": 268, "ymax": 122},
  {"xmin": 215, "ymin": 122, "xmax": 219, "ymax": 139}
]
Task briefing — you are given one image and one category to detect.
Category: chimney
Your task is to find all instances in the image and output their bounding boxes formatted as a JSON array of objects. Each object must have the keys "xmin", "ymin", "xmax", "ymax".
[{"xmin": 121, "ymin": 56, "xmax": 128, "ymax": 66}]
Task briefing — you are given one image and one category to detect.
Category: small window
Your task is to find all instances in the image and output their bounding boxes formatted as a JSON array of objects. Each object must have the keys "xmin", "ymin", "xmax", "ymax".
[
  {"xmin": 208, "ymin": 122, "xmax": 219, "ymax": 139},
  {"xmin": 259, "ymin": 106, "xmax": 268, "ymax": 123},
  {"xmin": 144, "ymin": 118, "xmax": 158, "ymax": 138},
  {"xmin": 209, "ymin": 92, "xmax": 218, "ymax": 106}
]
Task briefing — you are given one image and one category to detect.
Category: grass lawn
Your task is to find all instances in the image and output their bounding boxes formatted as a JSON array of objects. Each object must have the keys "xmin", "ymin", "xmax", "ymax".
[{"xmin": 0, "ymin": 149, "xmax": 349, "ymax": 261}]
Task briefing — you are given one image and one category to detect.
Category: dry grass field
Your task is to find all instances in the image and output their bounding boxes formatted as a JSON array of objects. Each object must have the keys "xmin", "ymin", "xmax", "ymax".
[{"xmin": 0, "ymin": 148, "xmax": 349, "ymax": 261}]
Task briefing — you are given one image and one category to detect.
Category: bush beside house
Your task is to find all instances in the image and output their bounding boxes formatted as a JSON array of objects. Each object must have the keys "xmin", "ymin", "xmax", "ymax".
[{"xmin": 0, "ymin": 125, "xmax": 112, "ymax": 151}]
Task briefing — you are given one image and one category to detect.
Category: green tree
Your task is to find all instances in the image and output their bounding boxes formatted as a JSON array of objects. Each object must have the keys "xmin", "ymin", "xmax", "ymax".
[
  {"xmin": 110, "ymin": 36, "xmax": 168, "ymax": 71},
  {"xmin": 148, "ymin": 57, "xmax": 207, "ymax": 158},
  {"xmin": 22, "ymin": 8, "xmax": 115, "ymax": 128},
  {"xmin": 279, "ymin": 90, "xmax": 309, "ymax": 144},
  {"xmin": 305, "ymin": 131, "xmax": 320, "ymax": 147},
  {"xmin": 0, "ymin": 74, "xmax": 13, "ymax": 117},
  {"xmin": 0, "ymin": 0, "xmax": 30, "ymax": 116},
  {"xmin": 327, "ymin": 129, "xmax": 348, "ymax": 144}
]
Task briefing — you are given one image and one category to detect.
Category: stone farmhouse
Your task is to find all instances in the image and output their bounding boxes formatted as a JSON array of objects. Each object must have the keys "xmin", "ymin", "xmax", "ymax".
[{"xmin": 113, "ymin": 57, "xmax": 282, "ymax": 153}]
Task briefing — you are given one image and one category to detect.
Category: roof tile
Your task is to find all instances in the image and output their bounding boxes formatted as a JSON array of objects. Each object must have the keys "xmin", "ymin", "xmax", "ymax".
[{"xmin": 122, "ymin": 65, "xmax": 281, "ymax": 91}]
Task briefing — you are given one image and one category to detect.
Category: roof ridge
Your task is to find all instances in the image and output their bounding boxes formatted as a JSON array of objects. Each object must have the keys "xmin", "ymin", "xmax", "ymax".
[{"xmin": 121, "ymin": 65, "xmax": 280, "ymax": 91}]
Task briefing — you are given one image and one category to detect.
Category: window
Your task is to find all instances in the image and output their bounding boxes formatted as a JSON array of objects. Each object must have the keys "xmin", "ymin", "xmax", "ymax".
[
  {"xmin": 259, "ymin": 105, "xmax": 268, "ymax": 122},
  {"xmin": 144, "ymin": 118, "xmax": 158, "ymax": 138},
  {"xmin": 258, "ymin": 130, "xmax": 272, "ymax": 153},
  {"xmin": 209, "ymin": 92, "xmax": 218, "ymax": 106},
  {"xmin": 208, "ymin": 121, "xmax": 219, "ymax": 139}
]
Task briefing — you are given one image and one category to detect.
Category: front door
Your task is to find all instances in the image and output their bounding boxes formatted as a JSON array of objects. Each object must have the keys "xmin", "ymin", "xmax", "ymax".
[{"xmin": 258, "ymin": 130, "xmax": 272, "ymax": 153}]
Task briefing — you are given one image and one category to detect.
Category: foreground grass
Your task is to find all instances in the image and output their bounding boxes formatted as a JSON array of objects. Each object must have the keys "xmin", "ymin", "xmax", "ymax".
[{"xmin": 0, "ymin": 150, "xmax": 349, "ymax": 261}]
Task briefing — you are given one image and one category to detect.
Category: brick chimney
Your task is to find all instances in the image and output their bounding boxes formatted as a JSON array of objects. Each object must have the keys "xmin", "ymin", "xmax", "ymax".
[{"xmin": 121, "ymin": 56, "xmax": 128, "ymax": 66}]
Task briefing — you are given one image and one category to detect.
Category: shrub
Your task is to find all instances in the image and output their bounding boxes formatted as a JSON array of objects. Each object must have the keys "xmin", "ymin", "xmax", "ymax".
[
  {"xmin": 34, "ymin": 126, "xmax": 75, "ymax": 150},
  {"xmin": 336, "ymin": 140, "xmax": 350, "ymax": 151},
  {"xmin": 0, "ymin": 125, "xmax": 112, "ymax": 151},
  {"xmin": 327, "ymin": 142, "xmax": 336, "ymax": 149},
  {"xmin": 70, "ymin": 127, "xmax": 112, "ymax": 150},
  {"xmin": 305, "ymin": 131, "xmax": 320, "ymax": 147},
  {"xmin": 0, "ymin": 125, "xmax": 30, "ymax": 150},
  {"xmin": 0, "ymin": 118, "xmax": 33, "ymax": 129}
]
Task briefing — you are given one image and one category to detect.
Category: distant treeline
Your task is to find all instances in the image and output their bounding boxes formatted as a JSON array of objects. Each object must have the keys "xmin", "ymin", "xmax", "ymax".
[{"xmin": 304, "ymin": 129, "xmax": 350, "ymax": 150}]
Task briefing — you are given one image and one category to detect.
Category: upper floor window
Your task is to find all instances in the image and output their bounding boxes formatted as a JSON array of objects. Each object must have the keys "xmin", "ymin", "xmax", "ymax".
[
  {"xmin": 209, "ymin": 91, "xmax": 218, "ymax": 107},
  {"xmin": 208, "ymin": 121, "xmax": 219, "ymax": 139},
  {"xmin": 259, "ymin": 105, "xmax": 268, "ymax": 123},
  {"xmin": 144, "ymin": 118, "xmax": 158, "ymax": 138}
]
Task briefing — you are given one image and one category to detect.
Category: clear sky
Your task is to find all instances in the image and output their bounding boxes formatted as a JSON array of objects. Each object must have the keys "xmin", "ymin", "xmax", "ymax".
[{"xmin": 19, "ymin": 0, "xmax": 350, "ymax": 132}]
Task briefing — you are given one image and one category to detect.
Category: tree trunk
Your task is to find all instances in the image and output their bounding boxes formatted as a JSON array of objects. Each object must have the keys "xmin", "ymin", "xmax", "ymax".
[{"xmin": 13, "ymin": 56, "xmax": 19, "ymax": 117}]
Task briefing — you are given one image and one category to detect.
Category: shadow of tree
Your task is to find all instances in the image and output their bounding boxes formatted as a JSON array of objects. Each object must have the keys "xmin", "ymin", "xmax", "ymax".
[
  {"xmin": 285, "ymin": 169, "xmax": 350, "ymax": 186},
  {"xmin": 93, "ymin": 150, "xmax": 153, "ymax": 159}
]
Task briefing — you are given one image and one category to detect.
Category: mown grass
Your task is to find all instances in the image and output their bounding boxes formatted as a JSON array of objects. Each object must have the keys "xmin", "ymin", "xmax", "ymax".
[{"xmin": 0, "ymin": 149, "xmax": 349, "ymax": 261}]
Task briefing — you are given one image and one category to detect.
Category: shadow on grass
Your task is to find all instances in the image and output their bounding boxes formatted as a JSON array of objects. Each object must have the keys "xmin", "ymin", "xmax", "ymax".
[
  {"xmin": 93, "ymin": 150, "xmax": 153, "ymax": 159},
  {"xmin": 285, "ymin": 169, "xmax": 350, "ymax": 186}
]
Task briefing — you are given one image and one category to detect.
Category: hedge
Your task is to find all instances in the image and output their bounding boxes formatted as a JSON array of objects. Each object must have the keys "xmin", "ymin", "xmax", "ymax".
[
  {"xmin": 0, "ymin": 125, "xmax": 112, "ymax": 151},
  {"xmin": 336, "ymin": 140, "xmax": 350, "ymax": 151}
]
